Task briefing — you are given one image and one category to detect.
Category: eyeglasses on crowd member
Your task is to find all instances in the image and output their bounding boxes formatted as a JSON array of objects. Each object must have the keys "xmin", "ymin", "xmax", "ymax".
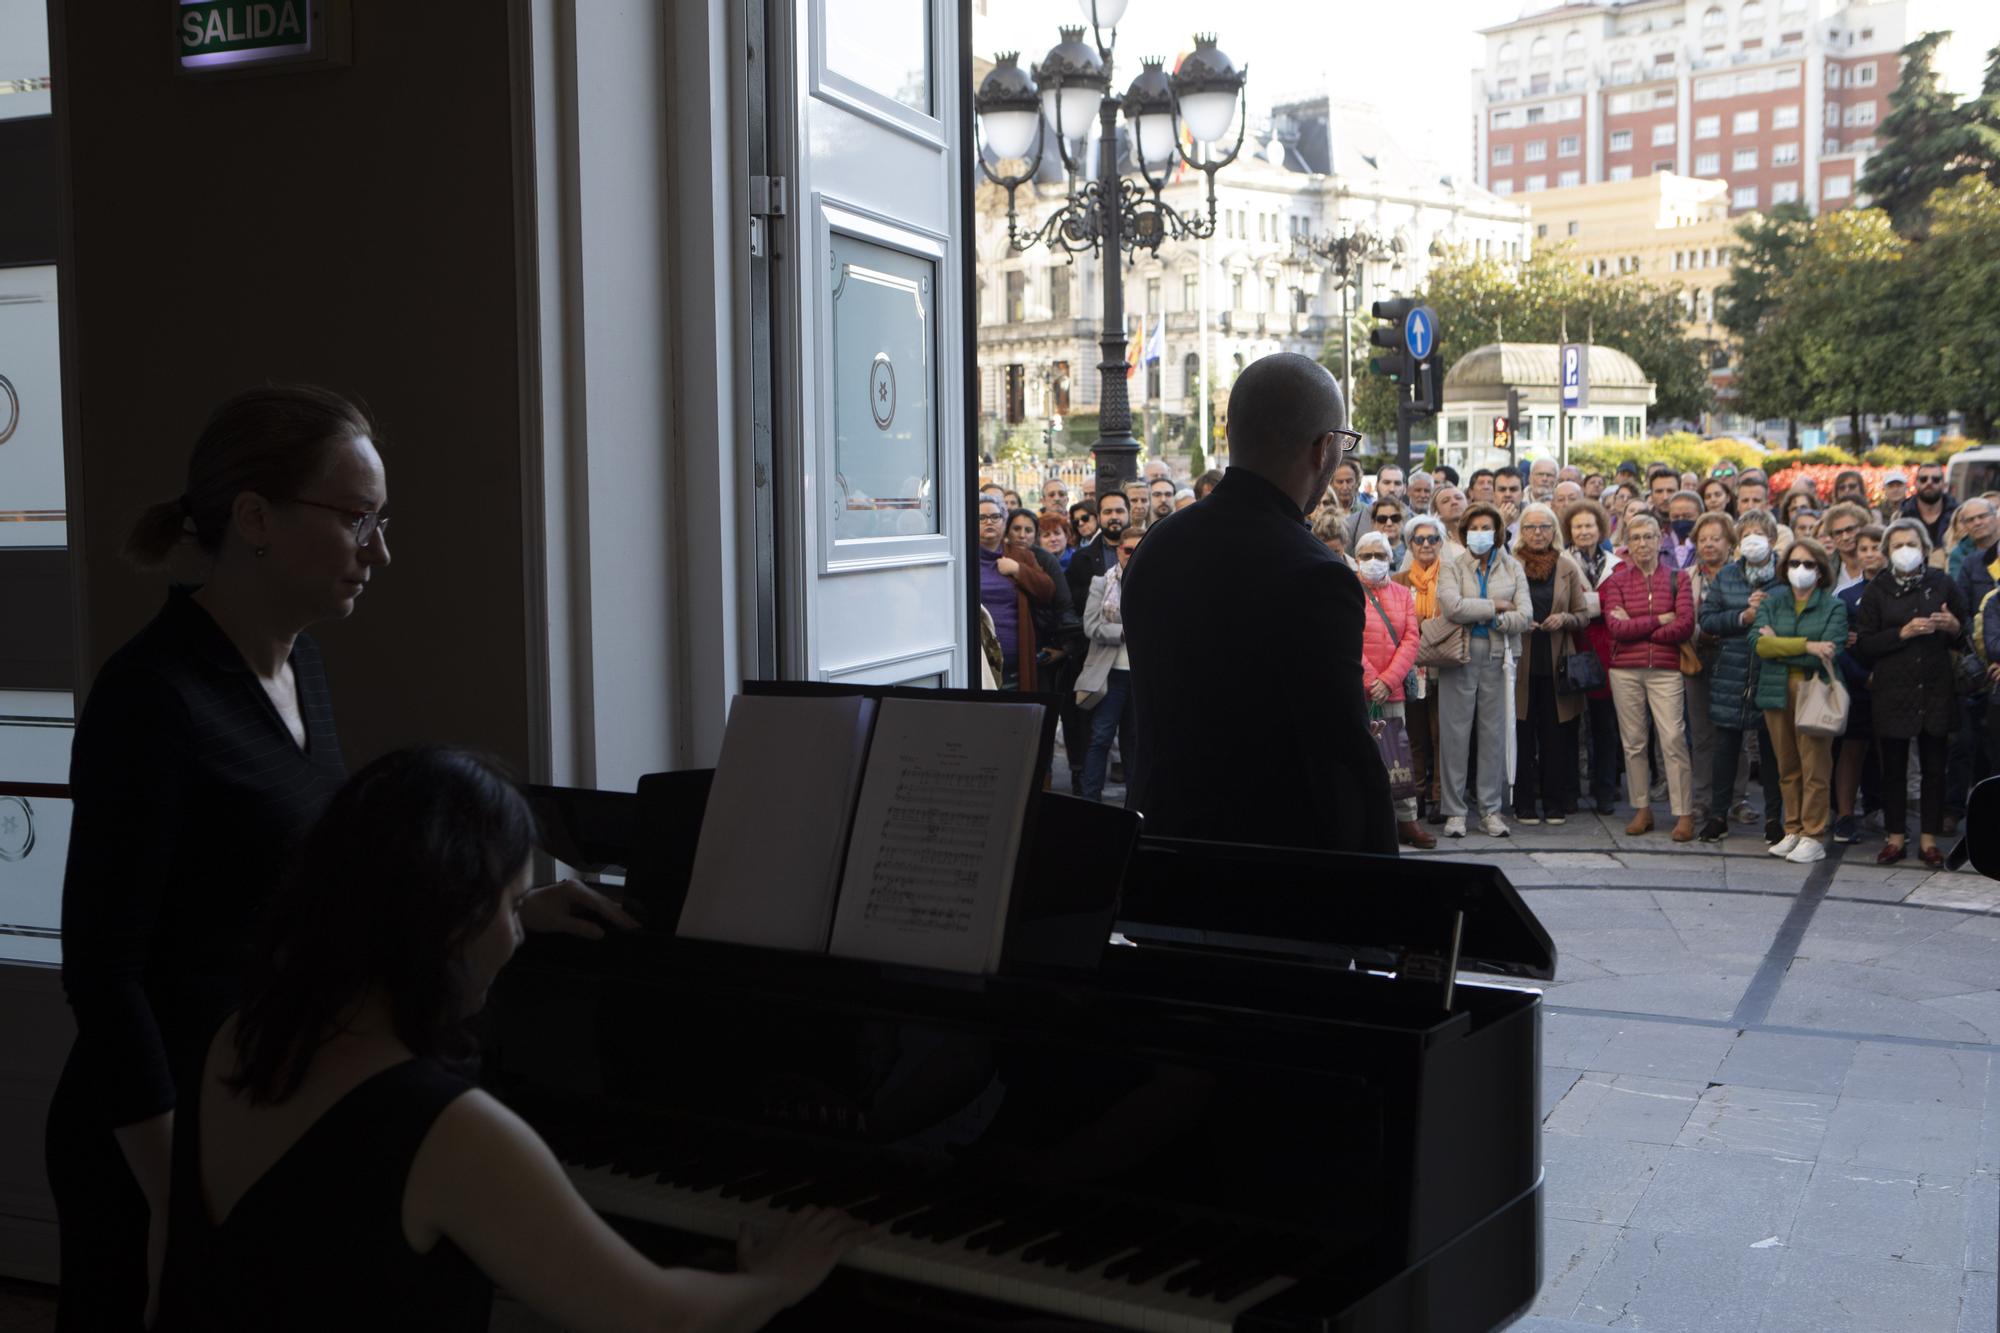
[{"xmin": 157, "ymin": 749, "xmax": 861, "ymax": 1330}]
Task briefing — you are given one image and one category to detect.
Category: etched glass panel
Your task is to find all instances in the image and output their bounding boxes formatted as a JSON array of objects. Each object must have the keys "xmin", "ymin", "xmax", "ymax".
[{"xmin": 831, "ymin": 233, "xmax": 935, "ymax": 542}]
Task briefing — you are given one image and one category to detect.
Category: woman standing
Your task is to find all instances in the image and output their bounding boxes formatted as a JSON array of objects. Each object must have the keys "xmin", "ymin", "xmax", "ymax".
[
  {"xmin": 1510, "ymin": 503, "xmax": 1589, "ymax": 824},
  {"xmin": 1832, "ymin": 524, "xmax": 1887, "ymax": 844},
  {"xmin": 1754, "ymin": 537, "xmax": 1849, "ymax": 864},
  {"xmin": 1684, "ymin": 513, "xmax": 1736, "ymax": 827},
  {"xmin": 1599, "ymin": 513, "xmax": 1698, "ymax": 841},
  {"xmin": 1355, "ymin": 529, "xmax": 1432, "ymax": 848},
  {"xmin": 1853, "ymin": 519, "xmax": 1967, "ymax": 865},
  {"xmin": 1565, "ymin": 499, "xmax": 1625, "ymax": 816},
  {"xmin": 1696, "ymin": 511, "xmax": 1786, "ymax": 843},
  {"xmin": 1037, "ymin": 512, "xmax": 1072, "ymax": 570},
  {"xmin": 48, "ymin": 387, "xmax": 629, "ymax": 1330},
  {"xmin": 1364, "ymin": 496, "xmax": 1408, "ymax": 568},
  {"xmin": 1395, "ymin": 513, "xmax": 1450, "ymax": 824},
  {"xmin": 1077, "ymin": 526, "xmax": 1143, "ymax": 804},
  {"xmin": 1436, "ymin": 503, "xmax": 1533, "ymax": 839}
]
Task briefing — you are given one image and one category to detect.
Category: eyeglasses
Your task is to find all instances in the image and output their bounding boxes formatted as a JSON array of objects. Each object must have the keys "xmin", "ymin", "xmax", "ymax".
[
  {"xmin": 1519, "ymin": 522, "xmax": 1555, "ymax": 533},
  {"xmin": 1918, "ymin": 474, "xmax": 1944, "ymax": 483},
  {"xmin": 1786, "ymin": 560, "xmax": 1819, "ymax": 570},
  {"xmin": 1373, "ymin": 513, "xmax": 1400, "ymax": 524},
  {"xmin": 1326, "ymin": 427, "xmax": 1363, "ymax": 455},
  {"xmin": 978, "ymin": 513, "xmax": 1005, "ymax": 523},
  {"xmin": 291, "ymin": 498, "xmax": 390, "ymax": 548},
  {"xmin": 1410, "ymin": 534, "xmax": 1441, "ymax": 547},
  {"xmin": 1827, "ymin": 526, "xmax": 1858, "ymax": 540}
]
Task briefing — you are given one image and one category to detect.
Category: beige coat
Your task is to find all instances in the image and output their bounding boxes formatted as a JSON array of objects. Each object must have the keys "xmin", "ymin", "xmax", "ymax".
[
  {"xmin": 1511, "ymin": 549, "xmax": 1592, "ymax": 724},
  {"xmin": 1437, "ymin": 547, "xmax": 1535, "ymax": 657}
]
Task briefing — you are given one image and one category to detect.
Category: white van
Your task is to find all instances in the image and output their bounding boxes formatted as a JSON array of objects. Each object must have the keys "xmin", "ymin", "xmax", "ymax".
[{"xmin": 1947, "ymin": 445, "xmax": 2000, "ymax": 502}]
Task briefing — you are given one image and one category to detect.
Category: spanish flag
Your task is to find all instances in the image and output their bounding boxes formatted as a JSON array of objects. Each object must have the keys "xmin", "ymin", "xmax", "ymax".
[{"xmin": 1125, "ymin": 316, "xmax": 1142, "ymax": 380}]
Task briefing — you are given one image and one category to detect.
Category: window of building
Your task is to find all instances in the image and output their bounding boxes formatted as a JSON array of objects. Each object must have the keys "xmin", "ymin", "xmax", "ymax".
[
  {"xmin": 1695, "ymin": 76, "xmax": 1727, "ymax": 99},
  {"xmin": 1182, "ymin": 273, "xmax": 1197, "ymax": 310},
  {"xmin": 1733, "ymin": 109, "xmax": 1759, "ymax": 133},
  {"xmin": 1733, "ymin": 184, "xmax": 1758, "ymax": 208},
  {"xmin": 1447, "ymin": 417, "xmax": 1469, "ymax": 444},
  {"xmin": 1005, "ymin": 271, "xmax": 1026, "ymax": 323},
  {"xmin": 1694, "ymin": 151, "xmax": 1720, "ymax": 174},
  {"xmin": 1567, "ymin": 219, "xmax": 1580, "ymax": 236},
  {"xmin": 1493, "ymin": 143, "xmax": 1513, "ymax": 165},
  {"xmin": 1559, "ymin": 98, "xmax": 1583, "ymax": 120},
  {"xmin": 1526, "ymin": 105, "xmax": 1547, "ymax": 123},
  {"xmin": 1733, "ymin": 147, "xmax": 1758, "ymax": 169},
  {"xmin": 1564, "ymin": 66, "xmax": 1586, "ymax": 85},
  {"xmin": 1652, "ymin": 122, "xmax": 1676, "ymax": 146},
  {"xmin": 1610, "ymin": 128, "xmax": 1633, "ymax": 150},
  {"xmin": 1559, "ymin": 134, "xmax": 1580, "ymax": 156},
  {"xmin": 1736, "ymin": 70, "xmax": 1771, "ymax": 94},
  {"xmin": 1703, "ymin": 5, "xmax": 1725, "ymax": 28},
  {"xmin": 1145, "ymin": 277, "xmax": 1162, "ymax": 316},
  {"xmin": 1825, "ymin": 102, "xmax": 1840, "ymax": 127},
  {"xmin": 1565, "ymin": 29, "xmax": 1585, "ymax": 50},
  {"xmin": 1846, "ymin": 102, "xmax": 1876, "ymax": 126},
  {"xmin": 1051, "ymin": 272, "xmax": 1070, "ymax": 320},
  {"xmin": 1230, "ymin": 272, "xmax": 1244, "ymax": 307},
  {"xmin": 1772, "ymin": 141, "xmax": 1799, "ymax": 165},
  {"xmin": 1525, "ymin": 139, "xmax": 1547, "ymax": 160},
  {"xmin": 1494, "ymin": 179, "xmax": 1515, "ymax": 195},
  {"xmin": 1610, "ymin": 164, "xmax": 1633, "ymax": 181},
  {"xmin": 1826, "ymin": 62, "xmax": 1840, "ymax": 86},
  {"xmin": 1774, "ymin": 64, "xmax": 1800, "ymax": 87},
  {"xmin": 1825, "ymin": 174, "xmax": 1850, "ymax": 198},
  {"xmin": 1536, "ymin": 222, "xmax": 1549, "ymax": 238},
  {"xmin": 1559, "ymin": 169, "xmax": 1582, "ymax": 187},
  {"xmin": 1696, "ymin": 114, "xmax": 1720, "ymax": 138},
  {"xmin": 1773, "ymin": 104, "xmax": 1799, "ymax": 129},
  {"xmin": 1492, "ymin": 109, "xmax": 1515, "ymax": 129},
  {"xmin": 1854, "ymin": 62, "xmax": 1876, "ymax": 85},
  {"xmin": 1526, "ymin": 174, "xmax": 1548, "ymax": 191},
  {"xmin": 1741, "ymin": 1, "xmax": 1764, "ymax": 22},
  {"xmin": 1530, "ymin": 35, "xmax": 1551, "ymax": 57},
  {"xmin": 1499, "ymin": 39, "xmax": 1517, "ymax": 61},
  {"xmin": 1181, "ymin": 353, "xmax": 1200, "ymax": 399},
  {"xmin": 1771, "ymin": 180, "xmax": 1799, "ymax": 203},
  {"xmin": 1611, "ymin": 59, "xmax": 1636, "ymax": 83},
  {"xmin": 1655, "ymin": 86, "xmax": 1677, "ymax": 105},
  {"xmin": 1005, "ymin": 363, "xmax": 1026, "ymax": 422},
  {"xmin": 1609, "ymin": 92, "xmax": 1634, "ymax": 114}
]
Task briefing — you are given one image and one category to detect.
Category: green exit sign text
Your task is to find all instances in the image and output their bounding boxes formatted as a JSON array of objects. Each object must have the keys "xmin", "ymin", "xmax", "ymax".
[{"xmin": 176, "ymin": 0, "xmax": 347, "ymax": 74}]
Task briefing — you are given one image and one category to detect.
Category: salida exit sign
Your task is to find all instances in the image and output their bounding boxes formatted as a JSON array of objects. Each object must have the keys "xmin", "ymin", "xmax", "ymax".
[{"xmin": 176, "ymin": 0, "xmax": 349, "ymax": 74}]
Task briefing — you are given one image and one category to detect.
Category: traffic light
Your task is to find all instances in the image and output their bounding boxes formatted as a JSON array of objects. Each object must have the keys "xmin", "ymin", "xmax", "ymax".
[
  {"xmin": 1368, "ymin": 298, "xmax": 1416, "ymax": 386},
  {"xmin": 1506, "ymin": 387, "xmax": 1522, "ymax": 452},
  {"xmin": 1492, "ymin": 415, "xmax": 1512, "ymax": 453},
  {"xmin": 1411, "ymin": 354, "xmax": 1443, "ymax": 414}
]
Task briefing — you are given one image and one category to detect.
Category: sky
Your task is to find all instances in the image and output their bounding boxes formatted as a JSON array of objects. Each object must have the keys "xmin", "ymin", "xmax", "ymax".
[{"xmin": 975, "ymin": 0, "xmax": 2000, "ymax": 181}]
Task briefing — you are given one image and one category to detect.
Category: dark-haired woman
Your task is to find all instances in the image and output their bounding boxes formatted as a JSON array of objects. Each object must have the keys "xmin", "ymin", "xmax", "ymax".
[
  {"xmin": 47, "ymin": 386, "xmax": 628, "ymax": 1330},
  {"xmin": 158, "ymin": 748, "xmax": 858, "ymax": 1330}
]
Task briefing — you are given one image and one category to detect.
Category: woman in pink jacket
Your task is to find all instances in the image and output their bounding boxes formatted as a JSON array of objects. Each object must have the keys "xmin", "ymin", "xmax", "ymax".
[
  {"xmin": 1354, "ymin": 529, "xmax": 1432, "ymax": 848},
  {"xmin": 1598, "ymin": 512, "xmax": 1698, "ymax": 840}
]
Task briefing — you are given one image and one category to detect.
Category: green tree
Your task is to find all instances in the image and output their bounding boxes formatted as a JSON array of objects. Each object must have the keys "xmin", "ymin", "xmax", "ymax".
[
  {"xmin": 1715, "ymin": 202, "xmax": 1812, "ymax": 340},
  {"xmin": 1909, "ymin": 176, "xmax": 2000, "ymax": 436},
  {"xmin": 1344, "ymin": 247, "xmax": 1714, "ymax": 438},
  {"xmin": 1859, "ymin": 32, "xmax": 1986, "ymax": 235},
  {"xmin": 1769, "ymin": 209, "xmax": 1914, "ymax": 443}
]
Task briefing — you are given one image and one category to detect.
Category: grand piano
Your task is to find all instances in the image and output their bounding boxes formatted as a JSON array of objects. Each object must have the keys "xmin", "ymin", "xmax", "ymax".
[{"xmin": 493, "ymin": 776, "xmax": 1555, "ymax": 1332}]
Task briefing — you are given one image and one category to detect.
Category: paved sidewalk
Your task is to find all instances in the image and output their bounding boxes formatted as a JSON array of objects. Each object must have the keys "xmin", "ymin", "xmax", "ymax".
[{"xmin": 1402, "ymin": 814, "xmax": 2000, "ymax": 1332}]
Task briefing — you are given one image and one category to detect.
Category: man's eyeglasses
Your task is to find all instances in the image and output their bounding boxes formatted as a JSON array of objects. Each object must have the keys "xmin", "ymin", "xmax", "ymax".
[
  {"xmin": 1918, "ymin": 474, "xmax": 1944, "ymax": 483},
  {"xmin": 1827, "ymin": 525, "xmax": 1858, "ymax": 540},
  {"xmin": 1326, "ymin": 427, "xmax": 1363, "ymax": 455},
  {"xmin": 291, "ymin": 498, "xmax": 390, "ymax": 548}
]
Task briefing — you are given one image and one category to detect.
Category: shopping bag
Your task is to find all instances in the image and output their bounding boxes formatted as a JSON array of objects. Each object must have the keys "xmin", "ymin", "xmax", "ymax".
[
  {"xmin": 1370, "ymin": 712, "xmax": 1419, "ymax": 802},
  {"xmin": 1793, "ymin": 672, "xmax": 1850, "ymax": 737}
]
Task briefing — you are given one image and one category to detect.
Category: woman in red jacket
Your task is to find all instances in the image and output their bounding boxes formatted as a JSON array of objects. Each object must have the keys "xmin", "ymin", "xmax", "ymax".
[
  {"xmin": 1354, "ymin": 529, "xmax": 1431, "ymax": 848},
  {"xmin": 1599, "ymin": 513, "xmax": 1698, "ymax": 840}
]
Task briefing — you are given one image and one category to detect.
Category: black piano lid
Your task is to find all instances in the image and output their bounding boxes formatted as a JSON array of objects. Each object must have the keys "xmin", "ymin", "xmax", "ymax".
[{"xmin": 1117, "ymin": 837, "xmax": 1557, "ymax": 983}]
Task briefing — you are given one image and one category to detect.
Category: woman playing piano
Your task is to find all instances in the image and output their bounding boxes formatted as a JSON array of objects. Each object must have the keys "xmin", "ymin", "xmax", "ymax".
[{"xmin": 158, "ymin": 747, "xmax": 861, "ymax": 1330}]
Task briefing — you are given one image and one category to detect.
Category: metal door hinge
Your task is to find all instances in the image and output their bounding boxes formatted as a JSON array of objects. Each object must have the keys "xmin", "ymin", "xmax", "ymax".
[{"xmin": 749, "ymin": 175, "xmax": 788, "ymax": 217}]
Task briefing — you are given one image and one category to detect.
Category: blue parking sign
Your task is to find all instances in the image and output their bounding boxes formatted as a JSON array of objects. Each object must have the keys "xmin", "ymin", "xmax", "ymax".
[{"xmin": 1561, "ymin": 344, "xmax": 1588, "ymax": 411}]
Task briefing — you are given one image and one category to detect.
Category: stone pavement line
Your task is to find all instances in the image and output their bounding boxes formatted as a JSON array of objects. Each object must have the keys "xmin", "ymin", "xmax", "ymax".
[{"xmin": 1730, "ymin": 843, "xmax": 1843, "ymax": 1028}]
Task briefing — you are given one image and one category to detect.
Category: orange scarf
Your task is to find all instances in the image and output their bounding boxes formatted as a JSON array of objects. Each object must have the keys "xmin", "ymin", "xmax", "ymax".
[{"xmin": 1406, "ymin": 558, "xmax": 1441, "ymax": 619}]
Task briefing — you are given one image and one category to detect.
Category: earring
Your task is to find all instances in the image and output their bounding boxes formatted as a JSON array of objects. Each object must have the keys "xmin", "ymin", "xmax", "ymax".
[{"xmin": 254, "ymin": 546, "xmax": 268, "ymax": 558}]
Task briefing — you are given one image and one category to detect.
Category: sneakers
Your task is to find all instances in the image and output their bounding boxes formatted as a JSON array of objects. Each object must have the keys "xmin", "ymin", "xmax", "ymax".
[
  {"xmin": 1832, "ymin": 814, "xmax": 1861, "ymax": 845},
  {"xmin": 1698, "ymin": 816, "xmax": 1729, "ymax": 843},
  {"xmin": 1671, "ymin": 816, "xmax": 1697, "ymax": 843},
  {"xmin": 1625, "ymin": 809, "xmax": 1654, "ymax": 836},
  {"xmin": 1730, "ymin": 801, "xmax": 1759, "ymax": 826},
  {"xmin": 1444, "ymin": 816, "xmax": 1467, "ymax": 839},
  {"xmin": 1768, "ymin": 833, "xmax": 1802, "ymax": 857},
  {"xmin": 1786, "ymin": 835, "xmax": 1826, "ymax": 864},
  {"xmin": 1479, "ymin": 814, "xmax": 1511, "ymax": 838},
  {"xmin": 1516, "ymin": 809, "xmax": 1542, "ymax": 826},
  {"xmin": 1546, "ymin": 812, "xmax": 1568, "ymax": 826}
]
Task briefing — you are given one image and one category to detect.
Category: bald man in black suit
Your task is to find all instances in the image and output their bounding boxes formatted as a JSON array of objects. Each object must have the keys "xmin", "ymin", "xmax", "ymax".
[{"xmin": 1120, "ymin": 353, "xmax": 1398, "ymax": 856}]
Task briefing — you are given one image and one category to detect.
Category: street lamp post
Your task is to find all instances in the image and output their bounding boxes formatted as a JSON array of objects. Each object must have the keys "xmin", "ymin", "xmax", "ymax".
[
  {"xmin": 976, "ymin": 7, "xmax": 1247, "ymax": 498},
  {"xmin": 1294, "ymin": 224, "xmax": 1404, "ymax": 417}
]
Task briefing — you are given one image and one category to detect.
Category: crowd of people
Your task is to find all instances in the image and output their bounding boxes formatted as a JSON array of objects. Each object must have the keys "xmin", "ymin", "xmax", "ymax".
[{"xmin": 982, "ymin": 448, "xmax": 2000, "ymax": 869}]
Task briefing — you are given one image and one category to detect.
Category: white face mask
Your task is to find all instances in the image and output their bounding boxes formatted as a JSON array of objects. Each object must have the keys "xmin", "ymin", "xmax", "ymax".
[
  {"xmin": 1890, "ymin": 545, "xmax": 1924, "ymax": 574},
  {"xmin": 1466, "ymin": 530, "xmax": 1495, "ymax": 556},
  {"xmin": 1788, "ymin": 565, "xmax": 1819, "ymax": 592},
  {"xmin": 1739, "ymin": 535, "xmax": 1771, "ymax": 564},
  {"xmin": 1358, "ymin": 557, "xmax": 1390, "ymax": 582}
]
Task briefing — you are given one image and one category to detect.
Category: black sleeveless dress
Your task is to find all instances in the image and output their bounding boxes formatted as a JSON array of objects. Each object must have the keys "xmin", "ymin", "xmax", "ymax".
[{"xmin": 158, "ymin": 1058, "xmax": 493, "ymax": 1331}]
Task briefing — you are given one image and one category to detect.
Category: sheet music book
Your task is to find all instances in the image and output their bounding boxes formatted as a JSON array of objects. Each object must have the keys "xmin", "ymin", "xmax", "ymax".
[
  {"xmin": 677, "ymin": 693, "xmax": 879, "ymax": 952},
  {"xmin": 676, "ymin": 693, "xmax": 1044, "ymax": 974},
  {"xmin": 827, "ymin": 698, "xmax": 1044, "ymax": 974}
]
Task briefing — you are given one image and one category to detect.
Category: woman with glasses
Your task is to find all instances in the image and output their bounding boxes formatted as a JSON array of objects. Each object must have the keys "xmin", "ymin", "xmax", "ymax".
[
  {"xmin": 1852, "ymin": 519, "xmax": 1966, "ymax": 866},
  {"xmin": 1436, "ymin": 503, "xmax": 1533, "ymax": 839},
  {"xmin": 1396, "ymin": 513, "xmax": 1450, "ymax": 823},
  {"xmin": 1366, "ymin": 496, "xmax": 1408, "ymax": 567},
  {"xmin": 48, "ymin": 387, "xmax": 629, "ymax": 1330},
  {"xmin": 1752, "ymin": 536, "xmax": 1848, "ymax": 864},
  {"xmin": 1565, "ymin": 499, "xmax": 1625, "ymax": 816},
  {"xmin": 1077, "ymin": 526, "xmax": 1146, "ymax": 804},
  {"xmin": 1820, "ymin": 502, "xmax": 1873, "ymax": 594},
  {"xmin": 1510, "ymin": 503, "xmax": 1589, "ymax": 824},
  {"xmin": 1354, "ymin": 528, "xmax": 1432, "ymax": 848},
  {"xmin": 1067, "ymin": 501, "xmax": 1098, "ymax": 548}
]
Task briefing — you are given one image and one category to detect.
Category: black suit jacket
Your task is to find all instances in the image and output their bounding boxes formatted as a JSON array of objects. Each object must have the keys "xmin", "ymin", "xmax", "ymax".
[
  {"xmin": 1066, "ymin": 531, "xmax": 1115, "ymax": 612},
  {"xmin": 1121, "ymin": 468, "xmax": 1399, "ymax": 855}
]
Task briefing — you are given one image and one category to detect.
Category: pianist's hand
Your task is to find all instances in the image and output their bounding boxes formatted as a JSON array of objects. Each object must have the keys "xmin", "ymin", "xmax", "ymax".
[
  {"xmin": 518, "ymin": 878, "xmax": 642, "ymax": 939},
  {"xmin": 737, "ymin": 1206, "xmax": 868, "ymax": 1307}
]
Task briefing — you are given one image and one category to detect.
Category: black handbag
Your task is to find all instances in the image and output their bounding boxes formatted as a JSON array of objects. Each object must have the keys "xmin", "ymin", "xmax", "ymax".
[{"xmin": 1558, "ymin": 650, "xmax": 1606, "ymax": 694}]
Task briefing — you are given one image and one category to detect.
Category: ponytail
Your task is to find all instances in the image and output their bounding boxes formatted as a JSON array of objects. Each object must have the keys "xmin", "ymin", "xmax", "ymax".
[{"xmin": 123, "ymin": 497, "xmax": 192, "ymax": 571}]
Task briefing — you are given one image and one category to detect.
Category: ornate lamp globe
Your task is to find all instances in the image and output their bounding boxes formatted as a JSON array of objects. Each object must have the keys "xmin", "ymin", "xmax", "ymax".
[
  {"xmin": 1171, "ymin": 33, "xmax": 1245, "ymax": 145},
  {"xmin": 1033, "ymin": 26, "xmax": 1108, "ymax": 141},
  {"xmin": 1123, "ymin": 58, "xmax": 1178, "ymax": 169},
  {"xmin": 975, "ymin": 52, "xmax": 1042, "ymax": 161}
]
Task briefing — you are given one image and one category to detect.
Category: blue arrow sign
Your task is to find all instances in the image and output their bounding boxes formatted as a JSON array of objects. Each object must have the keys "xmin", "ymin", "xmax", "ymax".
[{"xmin": 1404, "ymin": 306, "xmax": 1437, "ymax": 361}]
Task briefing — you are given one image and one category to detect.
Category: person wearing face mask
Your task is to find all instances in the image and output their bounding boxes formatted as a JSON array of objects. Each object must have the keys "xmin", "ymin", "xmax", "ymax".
[
  {"xmin": 1852, "ymin": 519, "xmax": 1967, "ymax": 866},
  {"xmin": 1600, "ymin": 513, "xmax": 1698, "ymax": 840},
  {"xmin": 1697, "ymin": 512, "xmax": 1786, "ymax": 842},
  {"xmin": 1660, "ymin": 491, "xmax": 1704, "ymax": 573},
  {"xmin": 1354, "ymin": 530, "xmax": 1432, "ymax": 848},
  {"xmin": 1752, "ymin": 537, "xmax": 1849, "ymax": 863},
  {"xmin": 1683, "ymin": 512, "xmax": 1737, "ymax": 829},
  {"xmin": 1121, "ymin": 353, "xmax": 1397, "ymax": 855},
  {"xmin": 1510, "ymin": 503, "xmax": 1590, "ymax": 825},
  {"xmin": 1436, "ymin": 503, "xmax": 1534, "ymax": 838}
]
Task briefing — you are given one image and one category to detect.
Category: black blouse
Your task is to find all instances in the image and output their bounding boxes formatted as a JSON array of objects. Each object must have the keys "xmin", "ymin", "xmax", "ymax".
[{"xmin": 59, "ymin": 588, "xmax": 347, "ymax": 1127}]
